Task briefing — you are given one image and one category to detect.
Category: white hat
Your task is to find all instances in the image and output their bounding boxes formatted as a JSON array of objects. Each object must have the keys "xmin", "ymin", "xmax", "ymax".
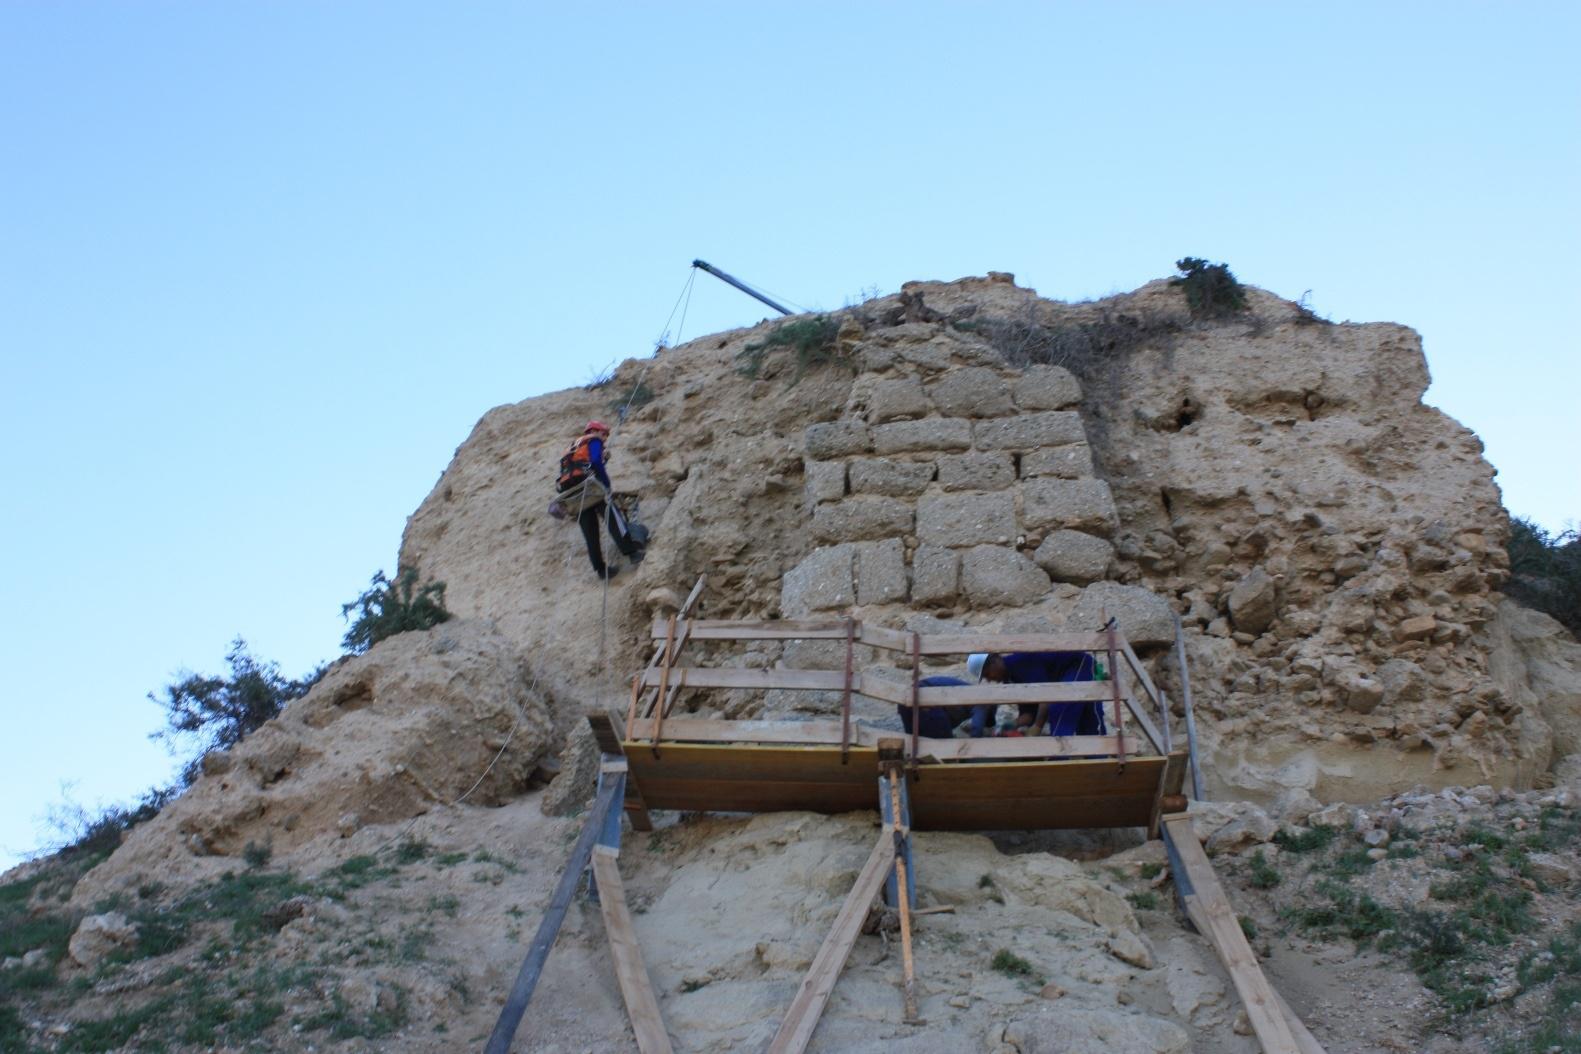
[{"xmin": 967, "ymin": 653, "xmax": 988, "ymax": 682}]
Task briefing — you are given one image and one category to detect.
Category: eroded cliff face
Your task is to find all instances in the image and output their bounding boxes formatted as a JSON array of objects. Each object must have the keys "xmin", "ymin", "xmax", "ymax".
[{"xmin": 398, "ymin": 273, "xmax": 1572, "ymax": 809}]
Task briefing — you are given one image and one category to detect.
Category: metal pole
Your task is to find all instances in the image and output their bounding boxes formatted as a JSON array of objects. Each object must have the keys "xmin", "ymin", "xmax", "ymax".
[
  {"xmin": 1172, "ymin": 614, "xmax": 1206, "ymax": 801},
  {"xmin": 691, "ymin": 259, "xmax": 794, "ymax": 316}
]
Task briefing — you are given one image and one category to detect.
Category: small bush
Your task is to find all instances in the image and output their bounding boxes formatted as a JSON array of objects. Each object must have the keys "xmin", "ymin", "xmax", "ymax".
[
  {"xmin": 341, "ymin": 566, "xmax": 452, "ymax": 654},
  {"xmin": 1274, "ymin": 824, "xmax": 1336, "ymax": 854},
  {"xmin": 735, "ymin": 316, "xmax": 847, "ymax": 384},
  {"xmin": 1506, "ymin": 516, "xmax": 1581, "ymax": 636},
  {"xmin": 1127, "ymin": 891, "xmax": 1159, "ymax": 911},
  {"xmin": 611, "ymin": 379, "xmax": 655, "ymax": 418},
  {"xmin": 1170, "ymin": 257, "xmax": 1249, "ymax": 320},
  {"xmin": 1248, "ymin": 850, "xmax": 1281, "ymax": 889},
  {"xmin": 1139, "ymin": 861, "xmax": 1164, "ymax": 880},
  {"xmin": 990, "ymin": 948, "xmax": 1036, "ymax": 977},
  {"xmin": 243, "ymin": 841, "xmax": 272, "ymax": 868}
]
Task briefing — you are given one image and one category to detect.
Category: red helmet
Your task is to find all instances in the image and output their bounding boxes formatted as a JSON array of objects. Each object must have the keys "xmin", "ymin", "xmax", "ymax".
[{"xmin": 584, "ymin": 420, "xmax": 611, "ymax": 436}]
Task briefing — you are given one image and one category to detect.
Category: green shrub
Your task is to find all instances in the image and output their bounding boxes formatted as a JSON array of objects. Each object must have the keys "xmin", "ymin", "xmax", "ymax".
[
  {"xmin": 341, "ymin": 566, "xmax": 452, "ymax": 654},
  {"xmin": 990, "ymin": 948, "xmax": 1036, "ymax": 977},
  {"xmin": 152, "ymin": 639, "xmax": 319, "ymax": 781},
  {"xmin": 1170, "ymin": 257, "xmax": 1248, "ymax": 320},
  {"xmin": 1248, "ymin": 850, "xmax": 1281, "ymax": 889},
  {"xmin": 1507, "ymin": 516, "xmax": 1581, "ymax": 636},
  {"xmin": 1274, "ymin": 824, "xmax": 1336, "ymax": 854},
  {"xmin": 735, "ymin": 316, "xmax": 848, "ymax": 384},
  {"xmin": 611, "ymin": 379, "xmax": 655, "ymax": 418},
  {"xmin": 1127, "ymin": 890, "xmax": 1159, "ymax": 911}
]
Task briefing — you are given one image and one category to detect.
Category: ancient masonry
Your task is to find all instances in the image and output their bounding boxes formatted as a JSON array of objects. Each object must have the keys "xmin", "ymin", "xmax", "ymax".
[{"xmin": 785, "ymin": 359, "xmax": 1172, "ymax": 643}]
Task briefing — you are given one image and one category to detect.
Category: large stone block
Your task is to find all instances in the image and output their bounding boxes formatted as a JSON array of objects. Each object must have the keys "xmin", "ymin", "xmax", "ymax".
[
  {"xmin": 804, "ymin": 419, "xmax": 872, "ymax": 459},
  {"xmin": 937, "ymin": 452, "xmax": 1015, "ymax": 492},
  {"xmin": 926, "ymin": 367, "xmax": 1014, "ymax": 418},
  {"xmin": 781, "ymin": 544, "xmax": 855, "ymax": 616},
  {"xmin": 1069, "ymin": 582, "xmax": 1175, "ymax": 647},
  {"xmin": 1013, "ymin": 364, "xmax": 1083, "ymax": 410},
  {"xmin": 973, "ymin": 411, "xmax": 1086, "ymax": 451},
  {"xmin": 855, "ymin": 538, "xmax": 908, "ymax": 605},
  {"xmin": 872, "ymin": 418, "xmax": 973, "ymax": 454},
  {"xmin": 911, "ymin": 545, "xmax": 959, "ymax": 604},
  {"xmin": 916, "ymin": 492, "xmax": 1018, "ymax": 548},
  {"xmin": 849, "ymin": 457, "xmax": 935, "ymax": 497},
  {"xmin": 1033, "ymin": 530, "xmax": 1114, "ymax": 584},
  {"xmin": 1227, "ymin": 566, "xmax": 1278, "ymax": 635},
  {"xmin": 1022, "ymin": 478, "xmax": 1120, "ymax": 536},
  {"xmin": 866, "ymin": 377, "xmax": 931, "ymax": 423},
  {"xmin": 1020, "ymin": 443, "xmax": 1096, "ymax": 479},
  {"xmin": 960, "ymin": 546, "xmax": 1051, "ymax": 607},
  {"xmin": 810, "ymin": 497, "xmax": 914, "ymax": 543},
  {"xmin": 804, "ymin": 459, "xmax": 846, "ymax": 505}
]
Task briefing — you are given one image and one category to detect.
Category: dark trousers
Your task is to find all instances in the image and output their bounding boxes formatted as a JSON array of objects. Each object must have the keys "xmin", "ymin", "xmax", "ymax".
[{"xmin": 578, "ymin": 501, "xmax": 641, "ymax": 574}]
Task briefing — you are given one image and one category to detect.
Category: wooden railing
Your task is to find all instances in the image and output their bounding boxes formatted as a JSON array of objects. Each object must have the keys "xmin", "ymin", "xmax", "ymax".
[{"xmin": 627, "ymin": 613, "xmax": 1175, "ymax": 764}]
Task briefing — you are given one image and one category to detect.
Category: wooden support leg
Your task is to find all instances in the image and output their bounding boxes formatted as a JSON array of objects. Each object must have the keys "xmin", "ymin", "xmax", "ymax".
[
  {"xmin": 766, "ymin": 834, "xmax": 898, "ymax": 1054},
  {"xmin": 1160, "ymin": 816, "xmax": 1310, "ymax": 1054},
  {"xmin": 590, "ymin": 846, "xmax": 674, "ymax": 1054},
  {"xmin": 885, "ymin": 767, "xmax": 922, "ymax": 1024}
]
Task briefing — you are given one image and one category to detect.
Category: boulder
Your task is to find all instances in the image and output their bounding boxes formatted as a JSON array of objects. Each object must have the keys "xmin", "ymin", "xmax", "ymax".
[
  {"xmin": 937, "ymin": 452, "xmax": 1015, "ymax": 492},
  {"xmin": 1377, "ymin": 658, "xmax": 1428, "ymax": 703},
  {"xmin": 960, "ymin": 546, "xmax": 1051, "ymax": 607},
  {"xmin": 926, "ymin": 367, "xmax": 1014, "ymax": 417},
  {"xmin": 1021, "ymin": 443, "xmax": 1096, "ymax": 479},
  {"xmin": 848, "ymin": 458, "xmax": 934, "ymax": 497},
  {"xmin": 911, "ymin": 545, "xmax": 960, "ymax": 604},
  {"xmin": 866, "ymin": 377, "xmax": 931, "ymax": 423},
  {"xmin": 973, "ymin": 411, "xmax": 1086, "ymax": 451},
  {"xmin": 1022, "ymin": 479, "xmax": 1120, "ymax": 537},
  {"xmin": 1527, "ymin": 852, "xmax": 1574, "ymax": 887},
  {"xmin": 68, "ymin": 912, "xmax": 138, "ymax": 968},
  {"xmin": 810, "ymin": 497, "xmax": 914, "ymax": 543},
  {"xmin": 872, "ymin": 418, "xmax": 973, "ymax": 454},
  {"xmin": 541, "ymin": 721, "xmax": 601, "ymax": 817},
  {"xmin": 1189, "ymin": 800, "xmax": 1278, "ymax": 853},
  {"xmin": 1070, "ymin": 582, "xmax": 1175, "ymax": 647},
  {"xmin": 916, "ymin": 492, "xmax": 1018, "ymax": 548},
  {"xmin": 1226, "ymin": 567, "xmax": 1278, "ymax": 635},
  {"xmin": 855, "ymin": 539, "xmax": 908, "ymax": 605},
  {"xmin": 804, "ymin": 419, "xmax": 872, "ymax": 458},
  {"xmin": 1013, "ymin": 365, "xmax": 1083, "ymax": 410},
  {"xmin": 781, "ymin": 544, "xmax": 855, "ymax": 616},
  {"xmin": 1033, "ymin": 530, "xmax": 1114, "ymax": 585}
]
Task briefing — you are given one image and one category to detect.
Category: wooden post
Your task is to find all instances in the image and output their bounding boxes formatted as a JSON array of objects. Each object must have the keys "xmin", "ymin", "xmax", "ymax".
[
  {"xmin": 484, "ymin": 774, "xmax": 625, "ymax": 1054},
  {"xmin": 590, "ymin": 847, "xmax": 675, "ymax": 1054},
  {"xmin": 908, "ymin": 633, "xmax": 920, "ymax": 774},
  {"xmin": 885, "ymin": 760, "xmax": 921, "ymax": 1024},
  {"xmin": 1160, "ymin": 816, "xmax": 1303, "ymax": 1054},
  {"xmin": 765, "ymin": 834, "xmax": 897, "ymax": 1054},
  {"xmin": 1106, "ymin": 620, "xmax": 1127, "ymax": 773},
  {"xmin": 650, "ymin": 614, "xmax": 677, "ymax": 756},
  {"xmin": 840, "ymin": 618, "xmax": 855, "ymax": 764}
]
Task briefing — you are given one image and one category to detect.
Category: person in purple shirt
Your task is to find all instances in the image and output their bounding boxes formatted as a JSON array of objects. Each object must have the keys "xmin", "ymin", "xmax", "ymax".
[{"xmin": 968, "ymin": 651, "xmax": 1103, "ymax": 737}]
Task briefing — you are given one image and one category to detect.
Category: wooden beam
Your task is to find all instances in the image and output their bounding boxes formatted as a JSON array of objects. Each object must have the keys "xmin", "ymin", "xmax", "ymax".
[
  {"xmin": 915, "ymin": 631, "xmax": 1111, "ymax": 655},
  {"xmin": 639, "ymin": 667, "xmax": 848, "ymax": 691},
  {"xmin": 651, "ymin": 619, "xmax": 1115, "ymax": 657},
  {"xmin": 859, "ymin": 676, "xmax": 1120, "ymax": 707},
  {"xmin": 652, "ymin": 617, "xmax": 856, "ymax": 640},
  {"xmin": 1148, "ymin": 753, "xmax": 1190, "ymax": 838},
  {"xmin": 1161, "ymin": 816, "xmax": 1302, "ymax": 1054},
  {"xmin": 590, "ymin": 847, "xmax": 674, "ymax": 1054},
  {"xmin": 766, "ymin": 834, "xmax": 897, "ymax": 1054},
  {"xmin": 623, "ymin": 717, "xmax": 1137, "ymax": 761},
  {"xmin": 484, "ymin": 774, "xmax": 625, "ymax": 1054}
]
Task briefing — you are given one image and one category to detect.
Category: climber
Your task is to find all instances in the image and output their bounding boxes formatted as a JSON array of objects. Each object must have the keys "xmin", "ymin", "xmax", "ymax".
[
  {"xmin": 898, "ymin": 675, "xmax": 980, "ymax": 738},
  {"xmin": 557, "ymin": 420, "xmax": 645, "ymax": 580},
  {"xmin": 968, "ymin": 651, "xmax": 1103, "ymax": 737}
]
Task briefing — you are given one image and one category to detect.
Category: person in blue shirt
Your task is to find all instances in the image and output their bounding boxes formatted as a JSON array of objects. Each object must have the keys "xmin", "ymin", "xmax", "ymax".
[
  {"xmin": 898, "ymin": 675, "xmax": 992, "ymax": 738},
  {"xmin": 556, "ymin": 420, "xmax": 645, "ymax": 580},
  {"xmin": 968, "ymin": 651, "xmax": 1104, "ymax": 737}
]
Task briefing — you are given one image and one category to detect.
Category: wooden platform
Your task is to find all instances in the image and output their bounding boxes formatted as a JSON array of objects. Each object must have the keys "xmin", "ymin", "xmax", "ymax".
[{"xmin": 619, "ymin": 739, "xmax": 1185, "ymax": 831}]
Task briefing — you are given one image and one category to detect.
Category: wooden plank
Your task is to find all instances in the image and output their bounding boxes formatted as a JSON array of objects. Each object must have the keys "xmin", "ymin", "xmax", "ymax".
[
  {"xmin": 653, "ymin": 617, "xmax": 855, "ymax": 640},
  {"xmin": 623, "ymin": 718, "xmax": 1133, "ymax": 761},
  {"xmin": 1272, "ymin": 989, "xmax": 1329, "ymax": 1054},
  {"xmin": 639, "ymin": 667, "xmax": 848, "ymax": 691},
  {"xmin": 484, "ymin": 775, "xmax": 624, "ymax": 1054},
  {"xmin": 1161, "ymin": 816, "xmax": 1301, "ymax": 1054},
  {"xmin": 767, "ymin": 834, "xmax": 897, "ymax": 1054},
  {"xmin": 590, "ymin": 847, "xmax": 674, "ymax": 1054},
  {"xmin": 860, "ymin": 676, "xmax": 1119, "ymax": 707},
  {"xmin": 858, "ymin": 624, "xmax": 911, "ymax": 652},
  {"xmin": 1119, "ymin": 639, "xmax": 1172, "ymax": 752},
  {"xmin": 588, "ymin": 712, "xmax": 625, "ymax": 755},
  {"xmin": 913, "ymin": 795, "xmax": 1158, "ymax": 831},
  {"xmin": 913, "ymin": 631, "xmax": 1110, "ymax": 655}
]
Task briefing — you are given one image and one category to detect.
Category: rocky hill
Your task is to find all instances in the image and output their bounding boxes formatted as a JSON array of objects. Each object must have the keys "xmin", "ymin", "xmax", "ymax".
[{"xmin": 4, "ymin": 273, "xmax": 1579, "ymax": 1054}]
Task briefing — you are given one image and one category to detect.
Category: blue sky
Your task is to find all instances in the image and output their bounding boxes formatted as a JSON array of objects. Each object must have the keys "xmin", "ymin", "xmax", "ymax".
[{"xmin": 2, "ymin": 2, "xmax": 1577, "ymax": 870}]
